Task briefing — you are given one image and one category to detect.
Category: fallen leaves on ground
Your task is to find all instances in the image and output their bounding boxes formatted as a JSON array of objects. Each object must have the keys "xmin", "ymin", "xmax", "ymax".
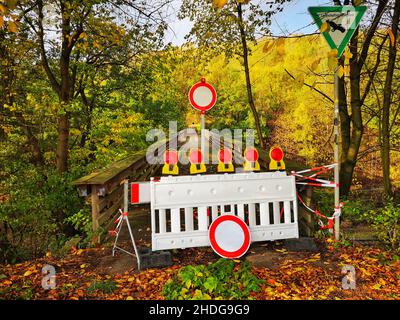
[{"xmin": 1, "ymin": 241, "xmax": 400, "ymax": 300}]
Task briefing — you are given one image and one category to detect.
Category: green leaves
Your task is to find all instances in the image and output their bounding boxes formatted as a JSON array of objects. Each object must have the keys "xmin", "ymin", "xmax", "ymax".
[{"xmin": 163, "ymin": 259, "xmax": 264, "ymax": 300}]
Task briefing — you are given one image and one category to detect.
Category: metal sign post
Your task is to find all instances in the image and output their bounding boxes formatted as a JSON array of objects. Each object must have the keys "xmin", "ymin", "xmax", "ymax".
[
  {"xmin": 201, "ymin": 111, "xmax": 206, "ymax": 156},
  {"xmin": 334, "ymin": 70, "xmax": 340, "ymax": 240},
  {"xmin": 188, "ymin": 78, "xmax": 217, "ymax": 157},
  {"xmin": 309, "ymin": 5, "xmax": 367, "ymax": 240}
]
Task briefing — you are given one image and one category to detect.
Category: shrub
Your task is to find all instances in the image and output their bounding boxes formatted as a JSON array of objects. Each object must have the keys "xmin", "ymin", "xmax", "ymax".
[
  {"xmin": 365, "ymin": 201, "xmax": 400, "ymax": 252},
  {"xmin": 87, "ymin": 280, "xmax": 117, "ymax": 294},
  {"xmin": 162, "ymin": 259, "xmax": 263, "ymax": 300},
  {"xmin": 64, "ymin": 208, "xmax": 96, "ymax": 247},
  {"xmin": 342, "ymin": 199, "xmax": 373, "ymax": 223},
  {"xmin": 0, "ymin": 167, "xmax": 83, "ymax": 263}
]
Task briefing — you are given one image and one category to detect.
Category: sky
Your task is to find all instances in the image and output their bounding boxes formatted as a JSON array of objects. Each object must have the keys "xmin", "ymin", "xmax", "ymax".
[{"xmin": 165, "ymin": 0, "xmax": 335, "ymax": 46}]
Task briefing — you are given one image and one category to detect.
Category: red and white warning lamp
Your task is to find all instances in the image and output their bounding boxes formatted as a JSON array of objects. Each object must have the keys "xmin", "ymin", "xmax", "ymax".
[
  {"xmin": 162, "ymin": 149, "xmax": 179, "ymax": 175},
  {"xmin": 189, "ymin": 148, "xmax": 206, "ymax": 174},
  {"xmin": 243, "ymin": 147, "xmax": 260, "ymax": 171},
  {"xmin": 217, "ymin": 148, "xmax": 234, "ymax": 173},
  {"xmin": 269, "ymin": 146, "xmax": 286, "ymax": 170}
]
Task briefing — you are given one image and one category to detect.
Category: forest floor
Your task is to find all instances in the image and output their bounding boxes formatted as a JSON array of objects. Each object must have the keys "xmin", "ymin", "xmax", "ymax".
[{"xmin": 1, "ymin": 234, "xmax": 400, "ymax": 300}]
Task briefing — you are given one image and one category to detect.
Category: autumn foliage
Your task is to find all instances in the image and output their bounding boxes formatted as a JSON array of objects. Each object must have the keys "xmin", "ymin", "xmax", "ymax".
[{"xmin": 1, "ymin": 240, "xmax": 400, "ymax": 300}]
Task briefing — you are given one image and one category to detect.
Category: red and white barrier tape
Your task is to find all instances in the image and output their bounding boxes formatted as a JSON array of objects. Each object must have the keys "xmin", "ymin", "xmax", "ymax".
[
  {"xmin": 296, "ymin": 192, "xmax": 343, "ymax": 230},
  {"xmin": 291, "ymin": 163, "xmax": 338, "ymax": 189}
]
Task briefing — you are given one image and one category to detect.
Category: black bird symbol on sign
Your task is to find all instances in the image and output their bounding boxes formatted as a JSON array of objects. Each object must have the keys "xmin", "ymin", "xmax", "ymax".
[{"xmin": 326, "ymin": 20, "xmax": 346, "ymax": 33}]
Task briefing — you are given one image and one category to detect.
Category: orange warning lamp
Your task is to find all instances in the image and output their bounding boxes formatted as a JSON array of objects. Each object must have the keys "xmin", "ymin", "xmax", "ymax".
[
  {"xmin": 189, "ymin": 148, "xmax": 206, "ymax": 174},
  {"xmin": 217, "ymin": 148, "xmax": 234, "ymax": 173},
  {"xmin": 243, "ymin": 147, "xmax": 260, "ymax": 172},
  {"xmin": 162, "ymin": 150, "xmax": 179, "ymax": 175},
  {"xmin": 269, "ymin": 146, "xmax": 286, "ymax": 171}
]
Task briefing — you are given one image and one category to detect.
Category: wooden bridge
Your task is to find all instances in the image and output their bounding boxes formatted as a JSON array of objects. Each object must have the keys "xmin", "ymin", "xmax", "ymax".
[{"xmin": 73, "ymin": 129, "xmax": 315, "ymax": 243}]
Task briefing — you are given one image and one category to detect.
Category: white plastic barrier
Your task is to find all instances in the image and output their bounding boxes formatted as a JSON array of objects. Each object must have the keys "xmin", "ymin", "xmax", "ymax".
[{"xmin": 148, "ymin": 172, "xmax": 299, "ymax": 251}]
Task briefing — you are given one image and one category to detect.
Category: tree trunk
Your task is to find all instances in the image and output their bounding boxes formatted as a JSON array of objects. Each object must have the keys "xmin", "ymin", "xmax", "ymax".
[
  {"xmin": 237, "ymin": 3, "xmax": 265, "ymax": 149},
  {"xmin": 55, "ymin": 1, "xmax": 73, "ymax": 173},
  {"xmin": 338, "ymin": 58, "xmax": 353, "ymax": 196},
  {"xmin": 337, "ymin": 0, "xmax": 388, "ymax": 196},
  {"xmin": 380, "ymin": 0, "xmax": 400, "ymax": 198},
  {"xmin": 338, "ymin": 30, "xmax": 364, "ymax": 196}
]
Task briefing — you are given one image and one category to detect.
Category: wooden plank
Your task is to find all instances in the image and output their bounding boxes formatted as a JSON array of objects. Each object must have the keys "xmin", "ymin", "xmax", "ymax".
[
  {"xmin": 97, "ymin": 194, "xmax": 124, "ymax": 225},
  {"xmin": 98, "ymin": 184, "xmax": 124, "ymax": 212},
  {"xmin": 73, "ymin": 151, "xmax": 146, "ymax": 185},
  {"xmin": 91, "ymin": 185, "xmax": 100, "ymax": 244}
]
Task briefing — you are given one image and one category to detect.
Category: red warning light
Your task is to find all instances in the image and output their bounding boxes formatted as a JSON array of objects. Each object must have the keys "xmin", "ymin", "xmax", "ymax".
[
  {"xmin": 189, "ymin": 149, "xmax": 203, "ymax": 164},
  {"xmin": 244, "ymin": 147, "xmax": 259, "ymax": 162},
  {"xmin": 270, "ymin": 147, "xmax": 284, "ymax": 162},
  {"xmin": 165, "ymin": 150, "xmax": 178, "ymax": 165},
  {"xmin": 219, "ymin": 148, "xmax": 233, "ymax": 163}
]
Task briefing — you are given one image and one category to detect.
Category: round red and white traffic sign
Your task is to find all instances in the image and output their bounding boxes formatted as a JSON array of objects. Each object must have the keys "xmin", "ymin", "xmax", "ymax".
[
  {"xmin": 209, "ymin": 215, "xmax": 251, "ymax": 259},
  {"xmin": 188, "ymin": 78, "xmax": 217, "ymax": 113}
]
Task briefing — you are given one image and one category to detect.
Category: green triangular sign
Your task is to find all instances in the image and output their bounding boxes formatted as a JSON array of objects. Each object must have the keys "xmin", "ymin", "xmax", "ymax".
[{"xmin": 309, "ymin": 6, "xmax": 367, "ymax": 58}]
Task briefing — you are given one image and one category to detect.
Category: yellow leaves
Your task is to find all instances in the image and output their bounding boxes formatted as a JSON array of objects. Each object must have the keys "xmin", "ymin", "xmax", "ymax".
[
  {"xmin": 212, "ymin": 0, "xmax": 228, "ymax": 9},
  {"xmin": 23, "ymin": 270, "xmax": 33, "ymax": 277},
  {"xmin": 276, "ymin": 38, "xmax": 286, "ymax": 56},
  {"xmin": 372, "ymin": 283, "xmax": 381, "ymax": 290},
  {"xmin": 387, "ymin": 28, "xmax": 396, "ymax": 47},
  {"xmin": 262, "ymin": 40, "xmax": 273, "ymax": 54},
  {"xmin": 307, "ymin": 253, "xmax": 321, "ymax": 262},
  {"xmin": 320, "ymin": 22, "xmax": 330, "ymax": 33},
  {"xmin": 126, "ymin": 296, "xmax": 134, "ymax": 300},
  {"xmin": 7, "ymin": 20, "xmax": 18, "ymax": 33},
  {"xmin": 0, "ymin": 15, "xmax": 4, "ymax": 28},
  {"xmin": 128, "ymin": 277, "xmax": 134, "ymax": 282},
  {"xmin": 70, "ymin": 128, "xmax": 81, "ymax": 136},
  {"xmin": 337, "ymin": 65, "xmax": 345, "ymax": 79},
  {"xmin": 93, "ymin": 41, "xmax": 101, "ymax": 49},
  {"xmin": 100, "ymin": 80, "xmax": 108, "ymax": 87},
  {"xmin": 80, "ymin": 264, "xmax": 87, "ymax": 269},
  {"xmin": 310, "ymin": 58, "xmax": 321, "ymax": 72},
  {"xmin": 327, "ymin": 49, "xmax": 338, "ymax": 71},
  {"xmin": 79, "ymin": 32, "xmax": 88, "ymax": 40},
  {"xmin": 0, "ymin": 4, "xmax": 7, "ymax": 14},
  {"xmin": 343, "ymin": 48, "xmax": 353, "ymax": 61}
]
